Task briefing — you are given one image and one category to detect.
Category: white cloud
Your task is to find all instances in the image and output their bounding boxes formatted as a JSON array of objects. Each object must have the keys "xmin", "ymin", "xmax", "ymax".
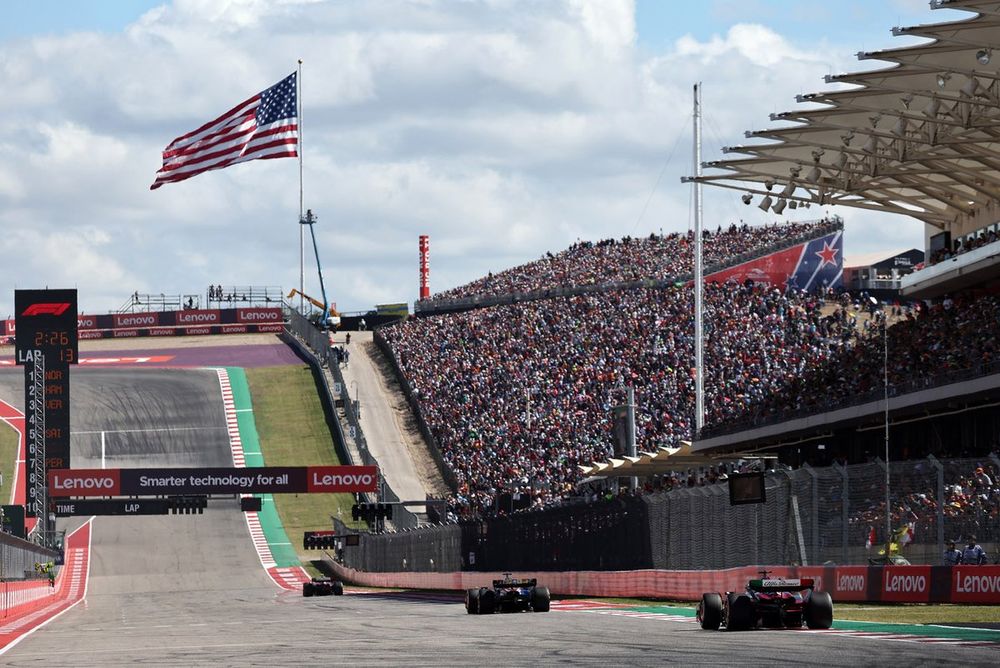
[{"xmin": 0, "ymin": 0, "xmax": 928, "ymax": 315}]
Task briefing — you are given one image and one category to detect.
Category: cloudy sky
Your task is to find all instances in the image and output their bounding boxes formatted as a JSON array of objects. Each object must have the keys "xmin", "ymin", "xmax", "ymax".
[{"xmin": 0, "ymin": 0, "xmax": 955, "ymax": 316}]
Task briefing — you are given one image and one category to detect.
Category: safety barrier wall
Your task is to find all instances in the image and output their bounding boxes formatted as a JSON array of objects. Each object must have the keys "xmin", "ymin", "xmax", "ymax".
[
  {"xmin": 335, "ymin": 454, "xmax": 999, "ymax": 572},
  {"xmin": 326, "ymin": 560, "xmax": 1000, "ymax": 604},
  {"xmin": 0, "ymin": 534, "xmax": 60, "ymax": 585},
  {"xmin": 283, "ymin": 311, "xmax": 420, "ymax": 529},
  {"xmin": 0, "ymin": 578, "xmax": 57, "ymax": 619}
]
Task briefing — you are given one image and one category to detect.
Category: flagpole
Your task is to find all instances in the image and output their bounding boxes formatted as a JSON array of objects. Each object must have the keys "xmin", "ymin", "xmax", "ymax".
[{"xmin": 297, "ymin": 59, "xmax": 305, "ymax": 315}]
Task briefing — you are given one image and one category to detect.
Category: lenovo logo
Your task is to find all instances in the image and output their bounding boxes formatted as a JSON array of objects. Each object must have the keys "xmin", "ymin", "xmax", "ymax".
[
  {"xmin": 306, "ymin": 466, "xmax": 379, "ymax": 492},
  {"xmin": 177, "ymin": 311, "xmax": 219, "ymax": 324},
  {"xmin": 48, "ymin": 469, "xmax": 121, "ymax": 496},
  {"xmin": 837, "ymin": 575, "xmax": 865, "ymax": 592},
  {"xmin": 22, "ymin": 303, "xmax": 71, "ymax": 316}
]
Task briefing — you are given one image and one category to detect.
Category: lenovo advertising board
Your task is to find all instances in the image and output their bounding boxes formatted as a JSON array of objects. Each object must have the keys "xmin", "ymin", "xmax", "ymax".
[{"xmin": 49, "ymin": 465, "xmax": 379, "ymax": 496}]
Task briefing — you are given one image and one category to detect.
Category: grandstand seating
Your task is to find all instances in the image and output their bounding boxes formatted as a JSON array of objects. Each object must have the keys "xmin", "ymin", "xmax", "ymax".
[
  {"xmin": 384, "ymin": 223, "xmax": 1000, "ymax": 520},
  {"xmin": 428, "ymin": 218, "xmax": 841, "ymax": 304}
]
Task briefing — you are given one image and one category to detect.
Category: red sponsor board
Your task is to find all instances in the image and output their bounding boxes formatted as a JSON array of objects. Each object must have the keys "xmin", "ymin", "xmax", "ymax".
[
  {"xmin": 187, "ymin": 327, "xmax": 212, "ymax": 335},
  {"xmin": 49, "ymin": 469, "xmax": 121, "ymax": 496},
  {"xmin": 113, "ymin": 329, "xmax": 139, "ymax": 338},
  {"xmin": 176, "ymin": 309, "xmax": 221, "ymax": 325},
  {"xmin": 951, "ymin": 566, "xmax": 1000, "ymax": 603},
  {"xmin": 77, "ymin": 314, "xmax": 99, "ymax": 330},
  {"xmin": 113, "ymin": 312, "xmax": 160, "ymax": 328},
  {"xmin": 257, "ymin": 323, "xmax": 285, "ymax": 333},
  {"xmin": 148, "ymin": 328, "xmax": 177, "ymax": 336},
  {"xmin": 236, "ymin": 307, "xmax": 282, "ymax": 324},
  {"xmin": 881, "ymin": 566, "xmax": 932, "ymax": 602},
  {"xmin": 307, "ymin": 465, "xmax": 379, "ymax": 493},
  {"xmin": 4, "ymin": 319, "xmax": 14, "ymax": 336},
  {"xmin": 221, "ymin": 324, "xmax": 248, "ymax": 334},
  {"xmin": 79, "ymin": 330, "xmax": 103, "ymax": 339},
  {"xmin": 829, "ymin": 565, "xmax": 868, "ymax": 602}
]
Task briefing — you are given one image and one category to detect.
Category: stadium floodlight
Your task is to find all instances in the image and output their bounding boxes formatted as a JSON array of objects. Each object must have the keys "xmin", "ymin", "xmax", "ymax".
[
  {"xmin": 836, "ymin": 152, "xmax": 849, "ymax": 168},
  {"xmin": 781, "ymin": 181, "xmax": 795, "ymax": 198},
  {"xmin": 741, "ymin": 193, "xmax": 753, "ymax": 205},
  {"xmin": 758, "ymin": 195, "xmax": 773, "ymax": 211},
  {"xmin": 807, "ymin": 166, "xmax": 821, "ymax": 183},
  {"xmin": 892, "ymin": 117, "xmax": 908, "ymax": 137},
  {"xmin": 788, "ymin": 200, "xmax": 798, "ymax": 210},
  {"xmin": 764, "ymin": 179, "xmax": 775, "ymax": 191},
  {"xmin": 936, "ymin": 71, "xmax": 951, "ymax": 88},
  {"xmin": 772, "ymin": 199, "xmax": 787, "ymax": 215},
  {"xmin": 976, "ymin": 48, "xmax": 991, "ymax": 65},
  {"xmin": 861, "ymin": 136, "xmax": 877, "ymax": 154}
]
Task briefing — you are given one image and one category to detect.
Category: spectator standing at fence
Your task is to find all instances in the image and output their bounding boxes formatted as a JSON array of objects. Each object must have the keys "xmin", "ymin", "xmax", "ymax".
[
  {"xmin": 359, "ymin": 318, "xmax": 367, "ymax": 331},
  {"xmin": 943, "ymin": 540, "xmax": 963, "ymax": 565},
  {"xmin": 962, "ymin": 535, "xmax": 987, "ymax": 564},
  {"xmin": 346, "ymin": 332, "xmax": 351, "ymax": 345}
]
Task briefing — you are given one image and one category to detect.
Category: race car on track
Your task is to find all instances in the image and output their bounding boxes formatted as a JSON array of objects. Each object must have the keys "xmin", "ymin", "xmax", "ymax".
[
  {"xmin": 697, "ymin": 571, "xmax": 832, "ymax": 631},
  {"xmin": 302, "ymin": 576, "xmax": 344, "ymax": 597},
  {"xmin": 465, "ymin": 574, "xmax": 550, "ymax": 614}
]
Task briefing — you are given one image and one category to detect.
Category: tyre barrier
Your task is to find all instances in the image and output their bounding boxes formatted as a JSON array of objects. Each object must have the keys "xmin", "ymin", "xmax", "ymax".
[{"xmin": 324, "ymin": 560, "xmax": 1000, "ymax": 604}]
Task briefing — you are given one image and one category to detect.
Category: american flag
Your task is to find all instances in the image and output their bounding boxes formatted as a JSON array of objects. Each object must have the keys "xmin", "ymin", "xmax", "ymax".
[{"xmin": 150, "ymin": 72, "xmax": 298, "ymax": 190}]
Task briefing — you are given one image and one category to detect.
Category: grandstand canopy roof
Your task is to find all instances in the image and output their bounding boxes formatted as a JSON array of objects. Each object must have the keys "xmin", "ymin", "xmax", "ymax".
[
  {"xmin": 689, "ymin": 0, "xmax": 1000, "ymax": 228},
  {"xmin": 578, "ymin": 441, "xmax": 734, "ymax": 478}
]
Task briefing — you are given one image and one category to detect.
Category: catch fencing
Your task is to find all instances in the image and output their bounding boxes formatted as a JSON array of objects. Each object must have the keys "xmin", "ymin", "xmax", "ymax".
[
  {"xmin": 283, "ymin": 308, "xmax": 419, "ymax": 529},
  {"xmin": 336, "ymin": 453, "xmax": 999, "ymax": 573}
]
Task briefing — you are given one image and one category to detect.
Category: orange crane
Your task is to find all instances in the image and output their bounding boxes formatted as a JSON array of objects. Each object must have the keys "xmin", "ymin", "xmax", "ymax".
[{"xmin": 287, "ymin": 289, "xmax": 341, "ymax": 329}]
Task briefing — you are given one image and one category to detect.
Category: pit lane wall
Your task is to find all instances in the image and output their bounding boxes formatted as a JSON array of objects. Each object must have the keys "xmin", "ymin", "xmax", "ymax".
[
  {"xmin": 2, "ymin": 306, "xmax": 284, "ymax": 341},
  {"xmin": 325, "ymin": 561, "xmax": 1000, "ymax": 604}
]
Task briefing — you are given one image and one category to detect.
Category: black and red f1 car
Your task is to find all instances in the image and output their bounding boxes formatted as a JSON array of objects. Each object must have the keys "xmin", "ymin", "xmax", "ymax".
[
  {"xmin": 465, "ymin": 574, "xmax": 550, "ymax": 614},
  {"xmin": 697, "ymin": 571, "xmax": 832, "ymax": 631},
  {"xmin": 302, "ymin": 576, "xmax": 344, "ymax": 597}
]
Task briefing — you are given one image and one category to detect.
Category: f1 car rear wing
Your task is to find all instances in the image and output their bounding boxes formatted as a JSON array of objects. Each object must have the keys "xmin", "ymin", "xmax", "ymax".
[
  {"xmin": 749, "ymin": 578, "xmax": 815, "ymax": 592},
  {"xmin": 493, "ymin": 578, "xmax": 537, "ymax": 589}
]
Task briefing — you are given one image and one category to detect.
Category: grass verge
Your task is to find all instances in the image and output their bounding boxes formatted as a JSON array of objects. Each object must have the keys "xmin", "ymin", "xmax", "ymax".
[
  {"xmin": 245, "ymin": 365, "xmax": 360, "ymax": 560},
  {"xmin": 0, "ymin": 421, "xmax": 16, "ymax": 505},
  {"xmin": 596, "ymin": 597, "xmax": 1000, "ymax": 625}
]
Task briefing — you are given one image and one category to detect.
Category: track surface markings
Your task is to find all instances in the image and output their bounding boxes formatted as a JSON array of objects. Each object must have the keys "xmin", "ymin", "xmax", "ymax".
[{"xmin": 215, "ymin": 368, "xmax": 311, "ymax": 592}]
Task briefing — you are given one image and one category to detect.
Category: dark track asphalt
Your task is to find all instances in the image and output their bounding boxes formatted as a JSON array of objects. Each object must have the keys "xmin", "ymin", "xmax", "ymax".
[{"xmin": 0, "ymin": 368, "xmax": 997, "ymax": 666}]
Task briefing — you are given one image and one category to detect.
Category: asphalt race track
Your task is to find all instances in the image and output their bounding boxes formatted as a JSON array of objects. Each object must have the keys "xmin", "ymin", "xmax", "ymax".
[{"xmin": 0, "ymin": 365, "xmax": 998, "ymax": 666}]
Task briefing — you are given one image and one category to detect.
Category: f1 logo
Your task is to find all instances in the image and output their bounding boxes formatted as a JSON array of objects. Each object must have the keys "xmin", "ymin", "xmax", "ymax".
[{"xmin": 22, "ymin": 303, "xmax": 71, "ymax": 317}]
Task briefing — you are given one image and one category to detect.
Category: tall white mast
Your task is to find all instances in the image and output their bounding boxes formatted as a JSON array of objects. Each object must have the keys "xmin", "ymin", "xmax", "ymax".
[{"xmin": 693, "ymin": 83, "xmax": 705, "ymax": 432}]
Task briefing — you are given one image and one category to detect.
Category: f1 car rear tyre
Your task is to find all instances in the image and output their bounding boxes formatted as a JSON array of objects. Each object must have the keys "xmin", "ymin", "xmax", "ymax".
[
  {"xmin": 302, "ymin": 583, "xmax": 313, "ymax": 597},
  {"xmin": 478, "ymin": 588, "xmax": 496, "ymax": 615},
  {"xmin": 698, "ymin": 593, "xmax": 723, "ymax": 630},
  {"xmin": 805, "ymin": 590, "xmax": 833, "ymax": 630},
  {"xmin": 726, "ymin": 593, "xmax": 755, "ymax": 631},
  {"xmin": 332, "ymin": 581, "xmax": 344, "ymax": 596},
  {"xmin": 532, "ymin": 586, "xmax": 551, "ymax": 613},
  {"xmin": 466, "ymin": 588, "xmax": 480, "ymax": 614}
]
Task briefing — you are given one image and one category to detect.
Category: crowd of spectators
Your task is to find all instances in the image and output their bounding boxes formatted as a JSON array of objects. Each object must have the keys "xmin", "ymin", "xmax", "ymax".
[
  {"xmin": 844, "ymin": 459, "xmax": 999, "ymax": 552},
  {"xmin": 386, "ymin": 279, "xmax": 1000, "ymax": 516},
  {"xmin": 929, "ymin": 226, "xmax": 1000, "ymax": 266},
  {"xmin": 429, "ymin": 219, "xmax": 841, "ymax": 303}
]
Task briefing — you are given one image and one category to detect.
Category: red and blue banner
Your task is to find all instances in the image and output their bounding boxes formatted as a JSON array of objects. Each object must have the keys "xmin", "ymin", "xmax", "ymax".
[{"xmin": 707, "ymin": 230, "xmax": 843, "ymax": 291}]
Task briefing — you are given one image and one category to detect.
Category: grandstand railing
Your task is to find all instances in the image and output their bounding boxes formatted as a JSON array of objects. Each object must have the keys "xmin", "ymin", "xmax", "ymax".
[
  {"xmin": 700, "ymin": 358, "xmax": 1000, "ymax": 440},
  {"xmin": 334, "ymin": 453, "xmax": 1000, "ymax": 573},
  {"xmin": 414, "ymin": 217, "xmax": 843, "ymax": 316},
  {"xmin": 283, "ymin": 307, "xmax": 419, "ymax": 530}
]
